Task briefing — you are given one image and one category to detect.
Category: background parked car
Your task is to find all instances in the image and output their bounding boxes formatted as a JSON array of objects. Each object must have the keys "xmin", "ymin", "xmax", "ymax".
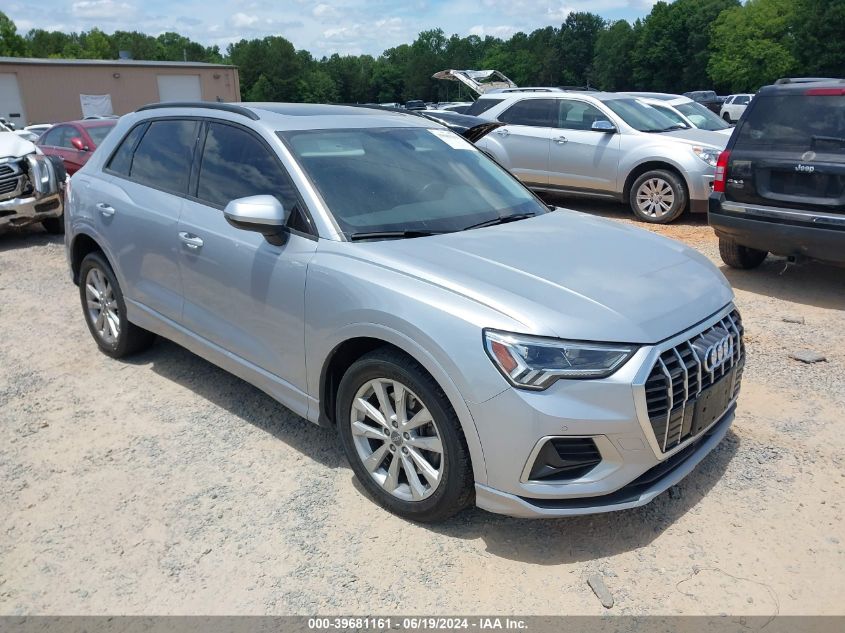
[
  {"xmin": 719, "ymin": 94, "xmax": 754, "ymax": 123},
  {"xmin": 36, "ymin": 119, "xmax": 117, "ymax": 175},
  {"xmin": 24, "ymin": 123, "xmax": 53, "ymax": 138},
  {"xmin": 471, "ymin": 91, "xmax": 727, "ymax": 223},
  {"xmin": 683, "ymin": 90, "xmax": 723, "ymax": 114},
  {"xmin": 709, "ymin": 79, "xmax": 845, "ymax": 269},
  {"xmin": 624, "ymin": 92, "xmax": 733, "ymax": 136}
]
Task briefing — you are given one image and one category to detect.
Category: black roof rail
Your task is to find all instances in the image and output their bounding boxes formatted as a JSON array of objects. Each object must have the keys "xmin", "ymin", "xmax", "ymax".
[{"xmin": 135, "ymin": 101, "xmax": 260, "ymax": 120}]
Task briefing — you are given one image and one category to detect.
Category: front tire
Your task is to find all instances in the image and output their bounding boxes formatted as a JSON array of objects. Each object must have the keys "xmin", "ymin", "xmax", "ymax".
[
  {"xmin": 41, "ymin": 215, "xmax": 64, "ymax": 234},
  {"xmin": 336, "ymin": 348, "xmax": 473, "ymax": 522},
  {"xmin": 629, "ymin": 169, "xmax": 687, "ymax": 223},
  {"xmin": 78, "ymin": 252, "xmax": 155, "ymax": 358},
  {"xmin": 718, "ymin": 237, "xmax": 768, "ymax": 269}
]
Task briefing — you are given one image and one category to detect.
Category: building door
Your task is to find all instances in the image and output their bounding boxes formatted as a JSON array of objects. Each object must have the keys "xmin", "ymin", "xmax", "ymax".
[
  {"xmin": 0, "ymin": 73, "xmax": 27, "ymax": 126},
  {"xmin": 156, "ymin": 74, "xmax": 202, "ymax": 102}
]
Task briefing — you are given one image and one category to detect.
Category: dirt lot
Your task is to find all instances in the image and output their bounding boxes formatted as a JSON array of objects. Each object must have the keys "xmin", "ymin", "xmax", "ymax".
[{"xmin": 1, "ymin": 200, "xmax": 844, "ymax": 616}]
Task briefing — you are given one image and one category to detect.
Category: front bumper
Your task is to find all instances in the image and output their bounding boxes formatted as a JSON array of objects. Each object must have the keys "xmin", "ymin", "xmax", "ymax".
[
  {"xmin": 468, "ymin": 304, "xmax": 739, "ymax": 518},
  {"xmin": 689, "ymin": 173, "xmax": 715, "ymax": 213},
  {"xmin": 0, "ymin": 192, "xmax": 64, "ymax": 229}
]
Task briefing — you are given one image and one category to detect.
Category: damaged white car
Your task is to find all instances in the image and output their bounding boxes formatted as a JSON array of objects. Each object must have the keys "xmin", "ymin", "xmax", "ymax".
[{"xmin": 0, "ymin": 130, "xmax": 66, "ymax": 234}]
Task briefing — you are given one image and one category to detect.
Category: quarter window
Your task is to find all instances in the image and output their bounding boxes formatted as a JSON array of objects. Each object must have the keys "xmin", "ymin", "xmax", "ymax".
[
  {"xmin": 197, "ymin": 122, "xmax": 299, "ymax": 214},
  {"xmin": 106, "ymin": 124, "xmax": 146, "ymax": 177},
  {"xmin": 498, "ymin": 99, "xmax": 555, "ymax": 127},
  {"xmin": 129, "ymin": 120, "xmax": 199, "ymax": 194}
]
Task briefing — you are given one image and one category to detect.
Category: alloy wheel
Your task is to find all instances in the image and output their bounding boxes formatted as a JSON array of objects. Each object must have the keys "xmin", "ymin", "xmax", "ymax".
[
  {"xmin": 85, "ymin": 267, "xmax": 120, "ymax": 345},
  {"xmin": 635, "ymin": 177, "xmax": 676, "ymax": 219},
  {"xmin": 349, "ymin": 378, "xmax": 444, "ymax": 502}
]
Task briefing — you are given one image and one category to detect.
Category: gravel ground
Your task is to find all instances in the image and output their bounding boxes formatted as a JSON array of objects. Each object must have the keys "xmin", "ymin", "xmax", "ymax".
[{"xmin": 1, "ymin": 200, "xmax": 843, "ymax": 616}]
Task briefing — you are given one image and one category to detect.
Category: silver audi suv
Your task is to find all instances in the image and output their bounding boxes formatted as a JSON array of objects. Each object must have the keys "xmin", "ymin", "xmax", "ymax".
[{"xmin": 65, "ymin": 102, "xmax": 744, "ymax": 522}]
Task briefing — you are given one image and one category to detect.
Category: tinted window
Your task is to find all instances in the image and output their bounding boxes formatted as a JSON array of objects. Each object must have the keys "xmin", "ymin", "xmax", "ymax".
[
  {"xmin": 197, "ymin": 123, "xmax": 299, "ymax": 214},
  {"xmin": 130, "ymin": 120, "xmax": 198, "ymax": 194},
  {"xmin": 675, "ymin": 101, "xmax": 729, "ymax": 130},
  {"xmin": 87, "ymin": 124, "xmax": 115, "ymax": 147},
  {"xmin": 499, "ymin": 99, "xmax": 555, "ymax": 127},
  {"xmin": 736, "ymin": 94, "xmax": 845, "ymax": 154},
  {"xmin": 556, "ymin": 100, "xmax": 611, "ymax": 130},
  {"xmin": 107, "ymin": 124, "xmax": 147, "ymax": 176},
  {"xmin": 42, "ymin": 126, "xmax": 74, "ymax": 147},
  {"xmin": 465, "ymin": 98, "xmax": 504, "ymax": 116},
  {"xmin": 734, "ymin": 95, "xmax": 751, "ymax": 105}
]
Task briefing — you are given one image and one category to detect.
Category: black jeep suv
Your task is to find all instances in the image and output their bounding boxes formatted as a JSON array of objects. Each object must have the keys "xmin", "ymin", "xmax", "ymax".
[{"xmin": 709, "ymin": 79, "xmax": 845, "ymax": 269}]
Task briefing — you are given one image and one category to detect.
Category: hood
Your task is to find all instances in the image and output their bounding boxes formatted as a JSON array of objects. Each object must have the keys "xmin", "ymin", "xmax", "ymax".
[
  {"xmin": 661, "ymin": 128, "xmax": 729, "ymax": 148},
  {"xmin": 432, "ymin": 69, "xmax": 517, "ymax": 95},
  {"xmin": 346, "ymin": 211, "xmax": 733, "ymax": 344},
  {"xmin": 715, "ymin": 127, "xmax": 734, "ymax": 136},
  {"xmin": 0, "ymin": 131, "xmax": 36, "ymax": 159}
]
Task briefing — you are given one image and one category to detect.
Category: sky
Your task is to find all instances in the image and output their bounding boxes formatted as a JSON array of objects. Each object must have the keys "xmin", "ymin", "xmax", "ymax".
[{"xmin": 4, "ymin": 0, "xmax": 660, "ymax": 58}]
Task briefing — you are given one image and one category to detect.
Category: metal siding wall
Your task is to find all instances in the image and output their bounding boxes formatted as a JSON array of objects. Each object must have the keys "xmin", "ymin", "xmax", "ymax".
[{"xmin": 0, "ymin": 63, "xmax": 240, "ymax": 124}]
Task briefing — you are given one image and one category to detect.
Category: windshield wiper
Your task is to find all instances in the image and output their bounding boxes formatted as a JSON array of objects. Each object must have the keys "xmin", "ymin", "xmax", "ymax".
[
  {"xmin": 462, "ymin": 213, "xmax": 536, "ymax": 231},
  {"xmin": 348, "ymin": 229, "xmax": 446, "ymax": 241},
  {"xmin": 811, "ymin": 134, "xmax": 845, "ymax": 148},
  {"xmin": 643, "ymin": 125, "xmax": 687, "ymax": 133}
]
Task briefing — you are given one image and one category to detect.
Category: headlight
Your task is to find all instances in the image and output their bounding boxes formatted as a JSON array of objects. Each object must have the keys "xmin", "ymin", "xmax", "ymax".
[
  {"xmin": 692, "ymin": 146, "xmax": 720, "ymax": 167},
  {"xmin": 483, "ymin": 329, "xmax": 638, "ymax": 390}
]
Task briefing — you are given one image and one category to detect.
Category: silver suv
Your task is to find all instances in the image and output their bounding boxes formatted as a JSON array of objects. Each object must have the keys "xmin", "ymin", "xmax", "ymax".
[
  {"xmin": 66, "ymin": 102, "xmax": 744, "ymax": 521},
  {"xmin": 468, "ymin": 91, "xmax": 728, "ymax": 223}
]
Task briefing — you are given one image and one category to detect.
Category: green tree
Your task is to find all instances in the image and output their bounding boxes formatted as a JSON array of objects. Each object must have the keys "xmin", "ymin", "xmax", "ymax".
[
  {"xmin": 708, "ymin": 0, "xmax": 797, "ymax": 92},
  {"xmin": 790, "ymin": 0, "xmax": 845, "ymax": 77},
  {"xmin": 0, "ymin": 11, "xmax": 27, "ymax": 56},
  {"xmin": 558, "ymin": 12, "xmax": 606, "ymax": 87},
  {"xmin": 592, "ymin": 20, "xmax": 637, "ymax": 91}
]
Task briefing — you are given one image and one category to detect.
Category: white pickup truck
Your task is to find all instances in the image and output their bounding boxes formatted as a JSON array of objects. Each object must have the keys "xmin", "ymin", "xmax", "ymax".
[{"xmin": 0, "ymin": 131, "xmax": 65, "ymax": 234}]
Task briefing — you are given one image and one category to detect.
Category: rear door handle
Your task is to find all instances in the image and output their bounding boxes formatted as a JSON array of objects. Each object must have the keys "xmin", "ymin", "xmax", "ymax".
[
  {"xmin": 178, "ymin": 232, "xmax": 204, "ymax": 250},
  {"xmin": 95, "ymin": 202, "xmax": 115, "ymax": 217},
  {"xmin": 554, "ymin": 136, "xmax": 568, "ymax": 145}
]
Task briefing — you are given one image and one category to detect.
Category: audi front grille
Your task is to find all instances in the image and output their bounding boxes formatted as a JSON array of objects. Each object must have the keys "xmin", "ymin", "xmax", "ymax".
[{"xmin": 644, "ymin": 309, "xmax": 744, "ymax": 453}]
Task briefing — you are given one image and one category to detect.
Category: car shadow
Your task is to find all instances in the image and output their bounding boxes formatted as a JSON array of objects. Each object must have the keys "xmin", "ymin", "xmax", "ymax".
[
  {"xmin": 125, "ymin": 338, "xmax": 345, "ymax": 471},
  {"xmin": 721, "ymin": 257, "xmax": 845, "ymax": 311},
  {"xmin": 0, "ymin": 224, "xmax": 62, "ymax": 252},
  {"xmin": 417, "ymin": 430, "xmax": 740, "ymax": 564}
]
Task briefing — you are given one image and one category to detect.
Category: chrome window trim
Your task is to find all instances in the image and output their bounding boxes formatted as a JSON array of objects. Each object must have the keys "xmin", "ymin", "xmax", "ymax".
[{"xmin": 721, "ymin": 201, "xmax": 845, "ymax": 228}]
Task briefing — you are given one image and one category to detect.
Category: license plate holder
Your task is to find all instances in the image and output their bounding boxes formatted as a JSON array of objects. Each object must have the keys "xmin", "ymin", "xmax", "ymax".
[{"xmin": 691, "ymin": 368, "xmax": 736, "ymax": 435}]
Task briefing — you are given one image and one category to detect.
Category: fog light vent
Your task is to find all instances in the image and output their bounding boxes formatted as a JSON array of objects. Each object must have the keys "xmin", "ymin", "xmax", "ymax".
[{"xmin": 527, "ymin": 438, "xmax": 601, "ymax": 482}]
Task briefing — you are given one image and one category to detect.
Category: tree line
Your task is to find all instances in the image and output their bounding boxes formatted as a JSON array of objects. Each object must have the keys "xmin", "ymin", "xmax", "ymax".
[{"xmin": 1, "ymin": 0, "xmax": 843, "ymax": 104}]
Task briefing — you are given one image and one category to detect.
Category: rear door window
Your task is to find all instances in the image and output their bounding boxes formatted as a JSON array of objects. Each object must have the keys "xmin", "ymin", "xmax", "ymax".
[
  {"xmin": 498, "ymin": 99, "xmax": 555, "ymax": 127},
  {"xmin": 129, "ymin": 119, "xmax": 199, "ymax": 194},
  {"xmin": 465, "ymin": 98, "xmax": 504, "ymax": 116}
]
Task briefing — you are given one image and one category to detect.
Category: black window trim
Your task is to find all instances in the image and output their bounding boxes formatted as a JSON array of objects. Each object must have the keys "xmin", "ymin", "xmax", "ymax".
[
  {"xmin": 189, "ymin": 118, "xmax": 317, "ymax": 240},
  {"xmin": 102, "ymin": 115, "xmax": 318, "ymax": 240}
]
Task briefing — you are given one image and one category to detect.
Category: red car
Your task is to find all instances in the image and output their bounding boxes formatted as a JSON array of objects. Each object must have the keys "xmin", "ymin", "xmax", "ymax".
[{"xmin": 37, "ymin": 119, "xmax": 117, "ymax": 175}]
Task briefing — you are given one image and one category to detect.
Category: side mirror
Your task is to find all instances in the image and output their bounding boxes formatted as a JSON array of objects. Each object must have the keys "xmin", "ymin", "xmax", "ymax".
[
  {"xmin": 223, "ymin": 195, "xmax": 290, "ymax": 245},
  {"xmin": 71, "ymin": 137, "xmax": 88, "ymax": 151},
  {"xmin": 591, "ymin": 120, "xmax": 617, "ymax": 133}
]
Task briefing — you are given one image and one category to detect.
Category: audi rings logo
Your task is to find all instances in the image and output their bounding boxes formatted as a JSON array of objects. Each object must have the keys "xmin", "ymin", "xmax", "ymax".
[{"xmin": 703, "ymin": 335, "xmax": 733, "ymax": 372}]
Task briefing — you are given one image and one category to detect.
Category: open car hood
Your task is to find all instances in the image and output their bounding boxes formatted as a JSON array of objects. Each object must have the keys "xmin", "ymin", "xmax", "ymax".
[{"xmin": 432, "ymin": 69, "xmax": 517, "ymax": 95}]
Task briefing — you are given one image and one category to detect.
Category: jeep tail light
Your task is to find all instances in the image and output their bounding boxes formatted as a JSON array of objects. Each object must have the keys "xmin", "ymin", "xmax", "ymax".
[{"xmin": 713, "ymin": 149, "xmax": 730, "ymax": 193}]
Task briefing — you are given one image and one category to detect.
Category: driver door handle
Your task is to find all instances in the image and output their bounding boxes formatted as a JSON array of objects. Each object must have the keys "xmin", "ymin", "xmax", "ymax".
[
  {"xmin": 95, "ymin": 202, "xmax": 115, "ymax": 217},
  {"xmin": 178, "ymin": 232, "xmax": 204, "ymax": 250},
  {"xmin": 554, "ymin": 136, "xmax": 568, "ymax": 145}
]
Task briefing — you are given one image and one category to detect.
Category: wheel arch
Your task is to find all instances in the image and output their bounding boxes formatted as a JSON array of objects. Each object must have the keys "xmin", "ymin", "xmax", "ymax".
[
  {"xmin": 316, "ymin": 328, "xmax": 489, "ymax": 484},
  {"xmin": 622, "ymin": 160, "xmax": 690, "ymax": 204},
  {"xmin": 70, "ymin": 231, "xmax": 110, "ymax": 285}
]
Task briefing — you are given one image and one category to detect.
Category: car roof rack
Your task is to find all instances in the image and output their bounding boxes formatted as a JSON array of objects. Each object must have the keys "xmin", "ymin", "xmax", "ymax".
[{"xmin": 135, "ymin": 101, "xmax": 260, "ymax": 120}]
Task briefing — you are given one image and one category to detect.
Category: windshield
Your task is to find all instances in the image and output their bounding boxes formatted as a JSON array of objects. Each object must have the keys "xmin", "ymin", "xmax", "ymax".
[
  {"xmin": 649, "ymin": 104, "xmax": 690, "ymax": 129},
  {"xmin": 676, "ymin": 101, "xmax": 729, "ymax": 131},
  {"xmin": 280, "ymin": 127, "xmax": 547, "ymax": 238},
  {"xmin": 602, "ymin": 98, "xmax": 681, "ymax": 132},
  {"xmin": 87, "ymin": 125, "xmax": 115, "ymax": 146}
]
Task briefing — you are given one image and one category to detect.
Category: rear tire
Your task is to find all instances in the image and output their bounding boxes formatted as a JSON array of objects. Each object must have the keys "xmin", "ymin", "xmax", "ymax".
[
  {"xmin": 336, "ymin": 347, "xmax": 473, "ymax": 522},
  {"xmin": 722, "ymin": 113, "xmax": 732, "ymax": 123},
  {"xmin": 78, "ymin": 252, "xmax": 155, "ymax": 358},
  {"xmin": 718, "ymin": 237, "xmax": 768, "ymax": 269},
  {"xmin": 41, "ymin": 215, "xmax": 64, "ymax": 234},
  {"xmin": 629, "ymin": 169, "xmax": 687, "ymax": 224}
]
